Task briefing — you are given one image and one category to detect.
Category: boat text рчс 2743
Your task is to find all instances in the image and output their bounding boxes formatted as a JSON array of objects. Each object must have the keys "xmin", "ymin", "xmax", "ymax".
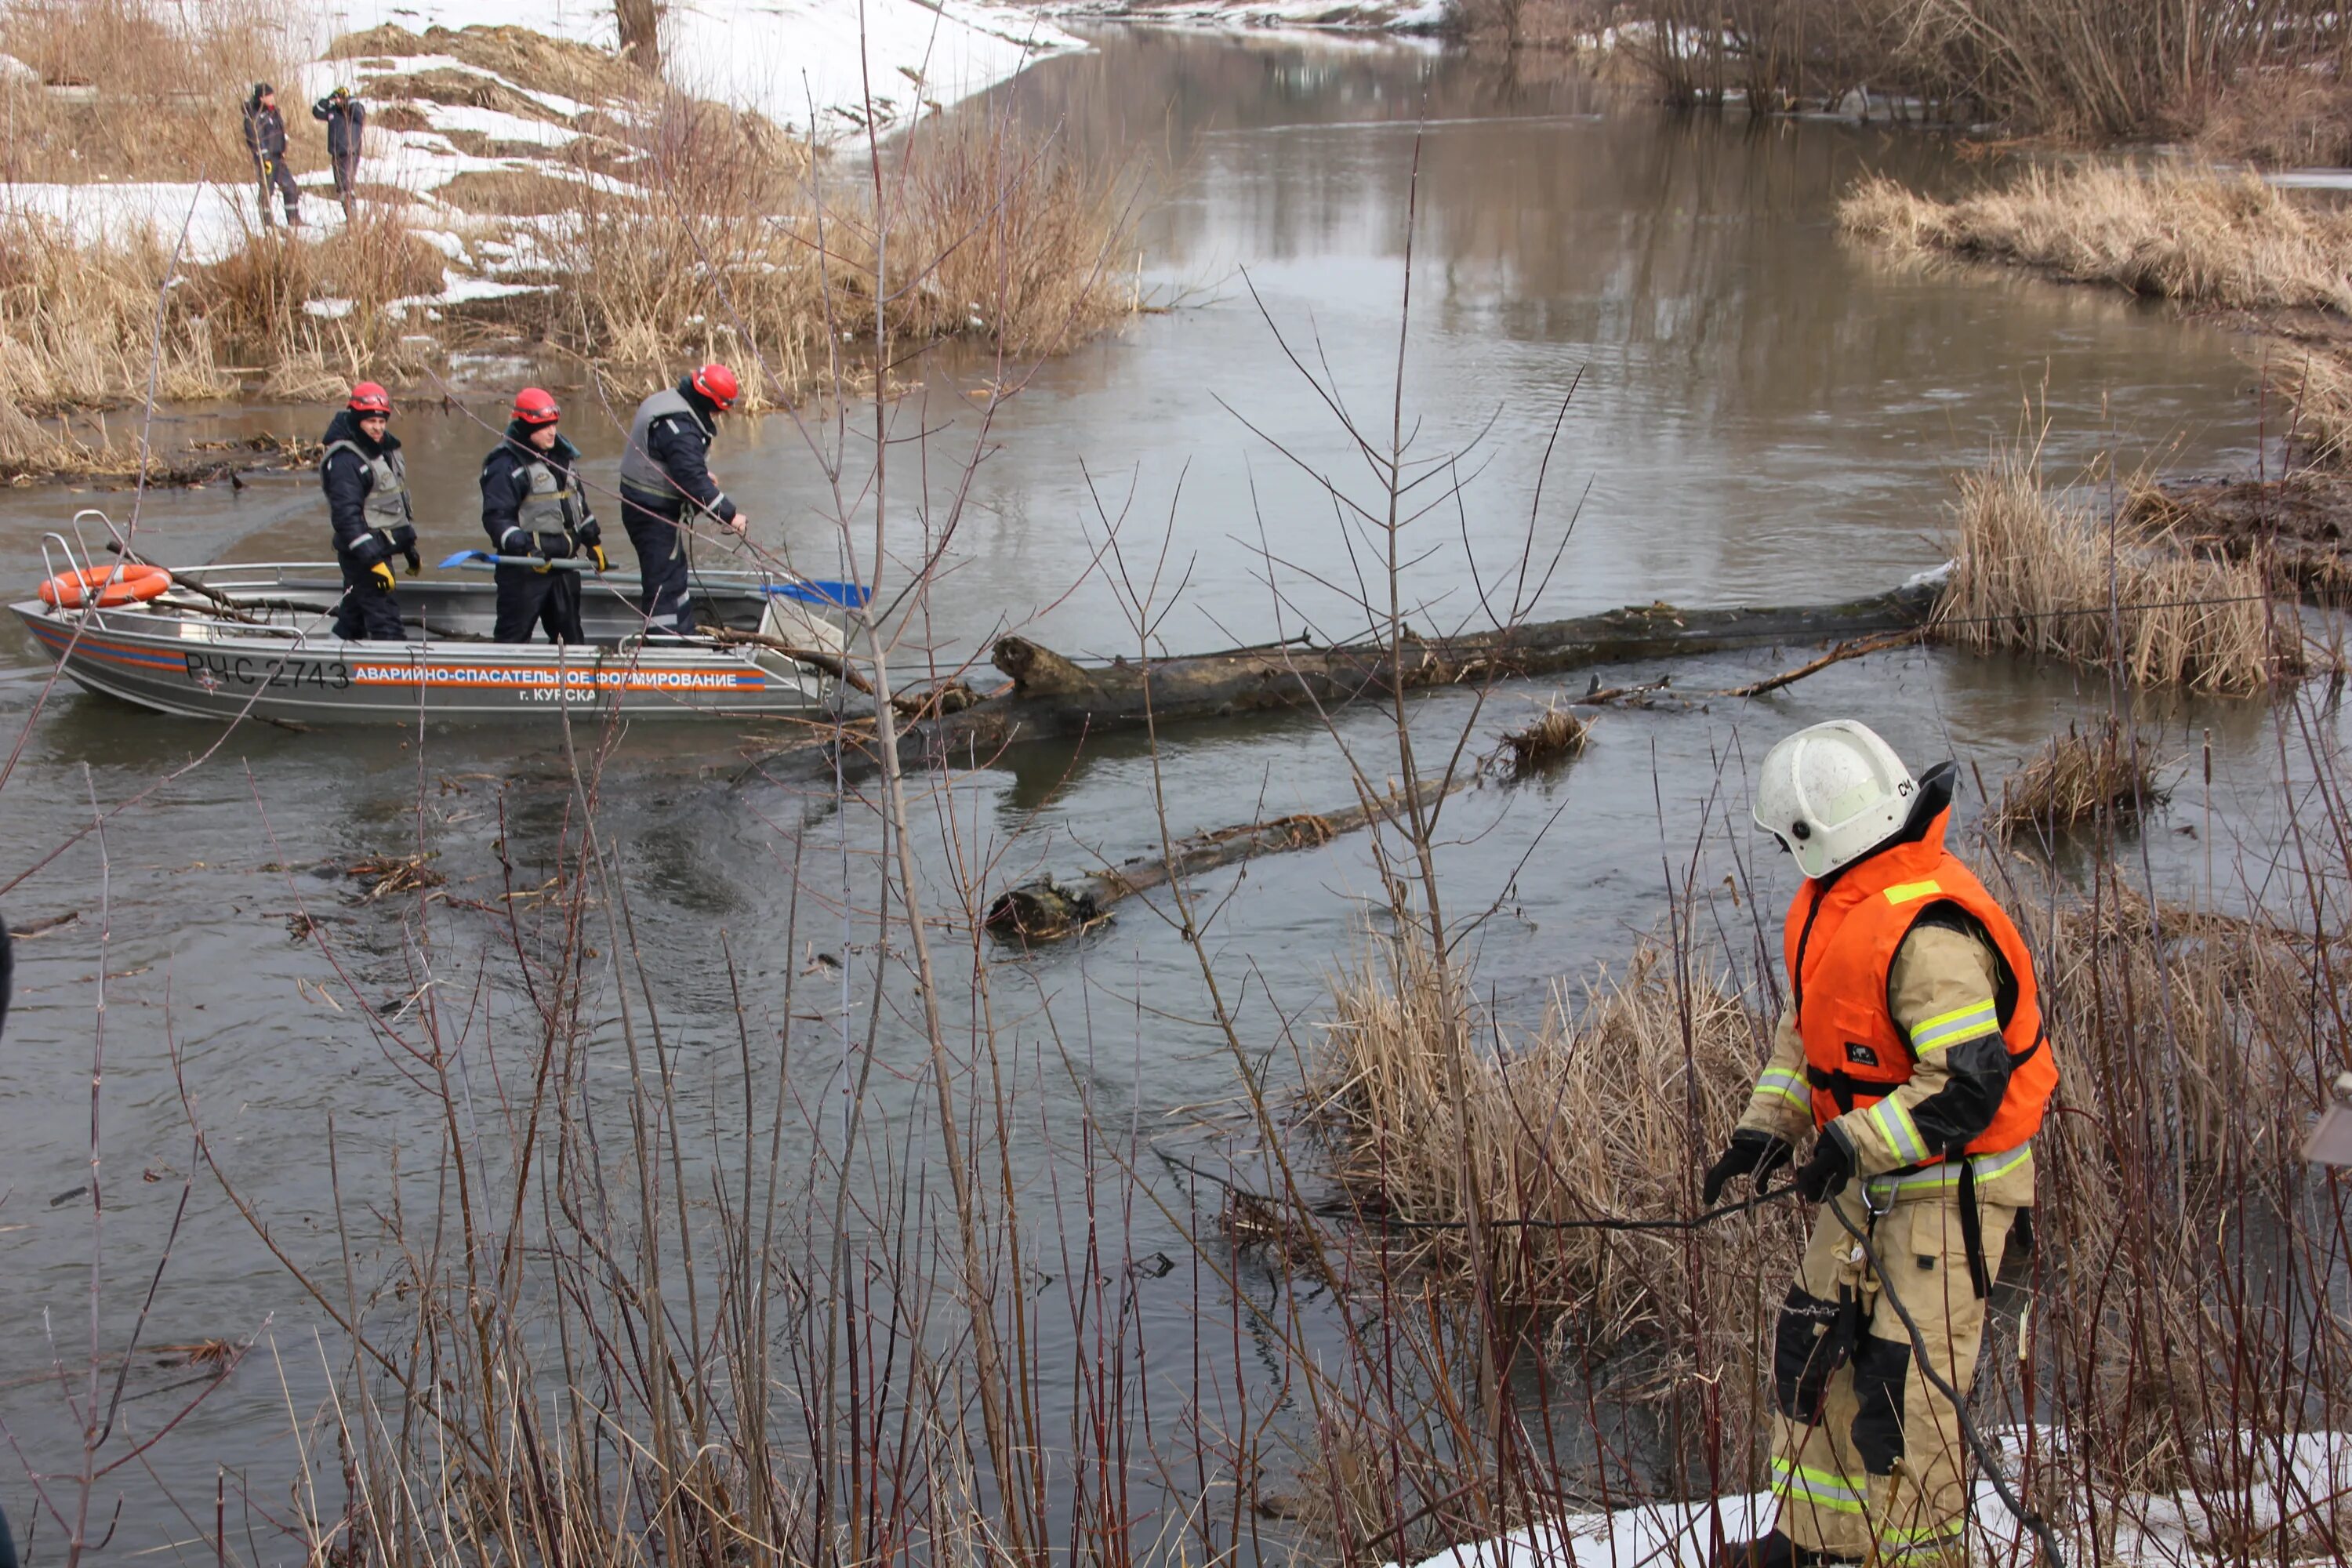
[{"xmin": 11, "ymin": 524, "xmax": 862, "ymax": 725}]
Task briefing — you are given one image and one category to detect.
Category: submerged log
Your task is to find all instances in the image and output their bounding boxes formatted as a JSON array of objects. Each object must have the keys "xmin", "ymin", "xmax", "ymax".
[
  {"xmin": 984, "ymin": 772, "xmax": 1475, "ymax": 942},
  {"xmin": 907, "ymin": 583, "xmax": 1937, "ymax": 764}
]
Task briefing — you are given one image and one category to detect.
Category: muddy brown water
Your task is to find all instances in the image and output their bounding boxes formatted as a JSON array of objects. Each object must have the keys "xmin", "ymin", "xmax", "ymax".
[{"xmin": 0, "ymin": 25, "xmax": 2328, "ymax": 1559}]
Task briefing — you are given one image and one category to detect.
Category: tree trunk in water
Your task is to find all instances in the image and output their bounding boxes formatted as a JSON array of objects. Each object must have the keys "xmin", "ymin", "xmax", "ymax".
[
  {"xmin": 897, "ymin": 583, "xmax": 1936, "ymax": 766},
  {"xmin": 615, "ymin": 0, "xmax": 661, "ymax": 74},
  {"xmin": 982, "ymin": 773, "xmax": 1476, "ymax": 941}
]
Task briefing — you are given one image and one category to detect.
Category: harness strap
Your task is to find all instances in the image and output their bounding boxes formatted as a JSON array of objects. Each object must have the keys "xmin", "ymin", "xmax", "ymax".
[{"xmin": 1957, "ymin": 1156, "xmax": 1990, "ymax": 1299}]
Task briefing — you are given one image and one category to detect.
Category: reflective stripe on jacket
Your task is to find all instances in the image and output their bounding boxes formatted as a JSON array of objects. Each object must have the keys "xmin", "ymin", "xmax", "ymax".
[{"xmin": 1782, "ymin": 804, "xmax": 2056, "ymax": 1157}]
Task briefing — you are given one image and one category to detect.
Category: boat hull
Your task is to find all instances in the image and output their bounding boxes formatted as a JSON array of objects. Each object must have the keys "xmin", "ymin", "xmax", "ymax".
[{"xmin": 10, "ymin": 569, "xmax": 841, "ymax": 724}]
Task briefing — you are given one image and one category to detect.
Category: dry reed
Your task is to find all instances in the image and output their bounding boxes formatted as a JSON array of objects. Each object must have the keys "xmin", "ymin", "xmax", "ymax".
[
  {"xmin": 1933, "ymin": 436, "xmax": 2300, "ymax": 691},
  {"xmin": 1840, "ymin": 164, "xmax": 2352, "ymax": 317},
  {"xmin": 1306, "ymin": 933, "xmax": 1794, "ymax": 1341},
  {"xmin": 1988, "ymin": 717, "xmax": 2168, "ymax": 840},
  {"xmin": 1496, "ymin": 699, "xmax": 1593, "ymax": 776},
  {"xmin": 0, "ymin": 216, "xmax": 229, "ymax": 441}
]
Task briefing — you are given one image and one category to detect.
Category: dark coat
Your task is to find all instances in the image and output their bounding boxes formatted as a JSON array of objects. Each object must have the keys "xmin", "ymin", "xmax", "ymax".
[
  {"xmin": 311, "ymin": 96, "xmax": 365, "ymax": 159},
  {"xmin": 242, "ymin": 101, "xmax": 288, "ymax": 162},
  {"xmin": 480, "ymin": 425, "xmax": 600, "ymax": 553},
  {"xmin": 644, "ymin": 380, "xmax": 731, "ymax": 519},
  {"xmin": 319, "ymin": 408, "xmax": 408, "ymax": 562}
]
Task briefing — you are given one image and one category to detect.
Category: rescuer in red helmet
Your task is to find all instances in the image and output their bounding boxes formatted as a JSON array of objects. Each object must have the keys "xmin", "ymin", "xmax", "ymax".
[
  {"xmin": 318, "ymin": 382, "xmax": 417, "ymax": 641},
  {"xmin": 480, "ymin": 387, "xmax": 606, "ymax": 645},
  {"xmin": 615, "ymin": 362, "xmax": 748, "ymax": 637}
]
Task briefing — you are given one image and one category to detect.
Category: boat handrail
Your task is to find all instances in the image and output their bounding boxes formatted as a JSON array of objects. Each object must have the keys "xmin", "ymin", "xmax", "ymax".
[{"xmin": 38, "ymin": 532, "xmax": 89, "ymax": 599}]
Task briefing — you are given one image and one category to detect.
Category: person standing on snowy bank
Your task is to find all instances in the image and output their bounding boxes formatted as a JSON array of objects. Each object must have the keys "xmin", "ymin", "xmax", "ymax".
[
  {"xmin": 311, "ymin": 84, "xmax": 365, "ymax": 209},
  {"xmin": 1704, "ymin": 720, "xmax": 2058, "ymax": 1568},
  {"xmin": 242, "ymin": 83, "xmax": 300, "ymax": 229}
]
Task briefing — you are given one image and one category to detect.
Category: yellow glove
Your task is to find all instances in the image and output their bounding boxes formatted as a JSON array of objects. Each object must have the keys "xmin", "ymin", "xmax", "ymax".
[
  {"xmin": 368, "ymin": 560, "xmax": 397, "ymax": 593},
  {"xmin": 532, "ymin": 554, "xmax": 553, "ymax": 575},
  {"xmin": 587, "ymin": 544, "xmax": 611, "ymax": 573}
]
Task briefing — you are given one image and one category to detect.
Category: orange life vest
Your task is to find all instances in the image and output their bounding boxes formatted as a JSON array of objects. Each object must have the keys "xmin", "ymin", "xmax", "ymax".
[{"xmin": 1782, "ymin": 805, "xmax": 2056, "ymax": 1158}]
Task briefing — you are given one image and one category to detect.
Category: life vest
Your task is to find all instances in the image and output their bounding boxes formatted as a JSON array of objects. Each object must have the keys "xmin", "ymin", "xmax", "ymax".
[
  {"xmin": 616, "ymin": 387, "xmax": 708, "ymax": 505},
  {"xmin": 516, "ymin": 453, "xmax": 586, "ymax": 539},
  {"xmin": 321, "ymin": 438, "xmax": 414, "ymax": 551},
  {"xmin": 1783, "ymin": 804, "xmax": 2056, "ymax": 1158}
]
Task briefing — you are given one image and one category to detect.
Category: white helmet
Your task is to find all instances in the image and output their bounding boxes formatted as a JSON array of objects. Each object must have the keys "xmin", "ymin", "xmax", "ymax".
[{"xmin": 1753, "ymin": 720, "xmax": 1917, "ymax": 880}]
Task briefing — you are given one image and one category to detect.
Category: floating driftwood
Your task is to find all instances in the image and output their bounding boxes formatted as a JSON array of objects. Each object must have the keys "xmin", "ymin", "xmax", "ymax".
[
  {"xmin": 900, "ymin": 584, "xmax": 1936, "ymax": 765},
  {"xmin": 984, "ymin": 773, "xmax": 1475, "ymax": 941}
]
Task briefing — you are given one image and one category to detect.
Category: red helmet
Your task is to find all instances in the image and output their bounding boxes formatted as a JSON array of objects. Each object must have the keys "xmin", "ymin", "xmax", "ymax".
[
  {"xmin": 512, "ymin": 387, "xmax": 561, "ymax": 426},
  {"xmin": 691, "ymin": 362, "xmax": 740, "ymax": 410},
  {"xmin": 347, "ymin": 382, "xmax": 391, "ymax": 415}
]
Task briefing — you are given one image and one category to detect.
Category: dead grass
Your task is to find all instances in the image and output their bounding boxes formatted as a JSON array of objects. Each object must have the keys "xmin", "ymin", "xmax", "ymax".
[
  {"xmin": 327, "ymin": 22, "xmax": 640, "ymax": 111},
  {"xmin": 1933, "ymin": 435, "xmax": 2302, "ymax": 691},
  {"xmin": 1496, "ymin": 699, "xmax": 1593, "ymax": 776},
  {"xmin": 0, "ymin": 0, "xmax": 302, "ymax": 183},
  {"xmin": 1305, "ymin": 933, "xmax": 1793, "ymax": 1345},
  {"xmin": 1840, "ymin": 164, "xmax": 2352, "ymax": 317},
  {"xmin": 1988, "ymin": 717, "xmax": 2167, "ymax": 840},
  {"xmin": 0, "ymin": 216, "xmax": 229, "ymax": 423}
]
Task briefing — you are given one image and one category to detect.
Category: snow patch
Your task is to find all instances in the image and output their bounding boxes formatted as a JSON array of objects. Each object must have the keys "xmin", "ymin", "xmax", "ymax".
[
  {"xmin": 321, "ymin": 0, "xmax": 1087, "ymax": 139},
  {"xmin": 0, "ymin": 183, "xmax": 261, "ymax": 266},
  {"xmin": 1403, "ymin": 1432, "xmax": 2352, "ymax": 1568}
]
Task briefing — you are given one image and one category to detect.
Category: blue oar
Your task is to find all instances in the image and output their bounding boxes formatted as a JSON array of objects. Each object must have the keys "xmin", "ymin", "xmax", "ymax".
[{"xmin": 434, "ymin": 550, "xmax": 869, "ymax": 608}]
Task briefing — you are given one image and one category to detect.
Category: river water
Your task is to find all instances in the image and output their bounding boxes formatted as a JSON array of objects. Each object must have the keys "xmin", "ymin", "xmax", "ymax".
[{"xmin": 0, "ymin": 25, "xmax": 2316, "ymax": 1561}]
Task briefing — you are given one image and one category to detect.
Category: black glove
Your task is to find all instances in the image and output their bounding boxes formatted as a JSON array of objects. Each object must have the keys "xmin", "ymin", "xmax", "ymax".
[
  {"xmin": 1795, "ymin": 1126, "xmax": 1857, "ymax": 1203},
  {"xmin": 403, "ymin": 546, "xmax": 421, "ymax": 577},
  {"xmin": 1703, "ymin": 1128, "xmax": 1793, "ymax": 1207},
  {"xmin": 574, "ymin": 517, "xmax": 602, "ymax": 550}
]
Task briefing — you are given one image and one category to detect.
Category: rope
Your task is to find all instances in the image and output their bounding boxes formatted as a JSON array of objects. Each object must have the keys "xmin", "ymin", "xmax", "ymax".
[
  {"xmin": 1828, "ymin": 1200, "xmax": 2069, "ymax": 1568},
  {"xmin": 1163, "ymin": 1151, "xmax": 1801, "ymax": 1232},
  {"xmin": 1168, "ymin": 1150, "xmax": 2067, "ymax": 1562}
]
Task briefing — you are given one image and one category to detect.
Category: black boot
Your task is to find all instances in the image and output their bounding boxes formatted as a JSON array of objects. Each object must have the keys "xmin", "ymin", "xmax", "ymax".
[{"xmin": 1711, "ymin": 1530, "xmax": 1860, "ymax": 1568}]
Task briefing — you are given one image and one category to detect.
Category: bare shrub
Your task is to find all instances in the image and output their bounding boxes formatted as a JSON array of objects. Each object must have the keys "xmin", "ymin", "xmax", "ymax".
[
  {"xmin": 535, "ymin": 89, "xmax": 1138, "ymax": 401},
  {"xmin": 1618, "ymin": 0, "xmax": 2351, "ymax": 139},
  {"xmin": 1933, "ymin": 434, "xmax": 2301, "ymax": 691},
  {"xmin": 2197, "ymin": 67, "xmax": 2352, "ymax": 169},
  {"xmin": 892, "ymin": 114, "xmax": 1145, "ymax": 357}
]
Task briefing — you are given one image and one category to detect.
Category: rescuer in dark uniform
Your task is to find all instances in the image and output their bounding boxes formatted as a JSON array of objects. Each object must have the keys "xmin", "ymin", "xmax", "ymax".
[
  {"xmin": 310, "ymin": 84, "xmax": 366, "ymax": 210},
  {"xmin": 242, "ymin": 83, "xmax": 301, "ymax": 229},
  {"xmin": 479, "ymin": 387, "xmax": 608, "ymax": 645},
  {"xmin": 615, "ymin": 362, "xmax": 748, "ymax": 637},
  {"xmin": 318, "ymin": 382, "xmax": 418, "ymax": 642}
]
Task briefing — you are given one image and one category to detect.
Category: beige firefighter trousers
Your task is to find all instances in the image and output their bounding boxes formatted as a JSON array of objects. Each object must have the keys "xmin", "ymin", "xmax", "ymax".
[{"xmin": 1766, "ymin": 1183, "xmax": 2016, "ymax": 1565}]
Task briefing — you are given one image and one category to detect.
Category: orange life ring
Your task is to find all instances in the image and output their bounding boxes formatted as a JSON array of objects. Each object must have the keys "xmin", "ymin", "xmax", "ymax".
[{"xmin": 38, "ymin": 563, "xmax": 173, "ymax": 608}]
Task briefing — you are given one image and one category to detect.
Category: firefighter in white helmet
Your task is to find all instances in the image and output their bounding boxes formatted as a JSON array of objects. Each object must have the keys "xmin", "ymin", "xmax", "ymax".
[{"xmin": 1705, "ymin": 721, "xmax": 2059, "ymax": 1568}]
